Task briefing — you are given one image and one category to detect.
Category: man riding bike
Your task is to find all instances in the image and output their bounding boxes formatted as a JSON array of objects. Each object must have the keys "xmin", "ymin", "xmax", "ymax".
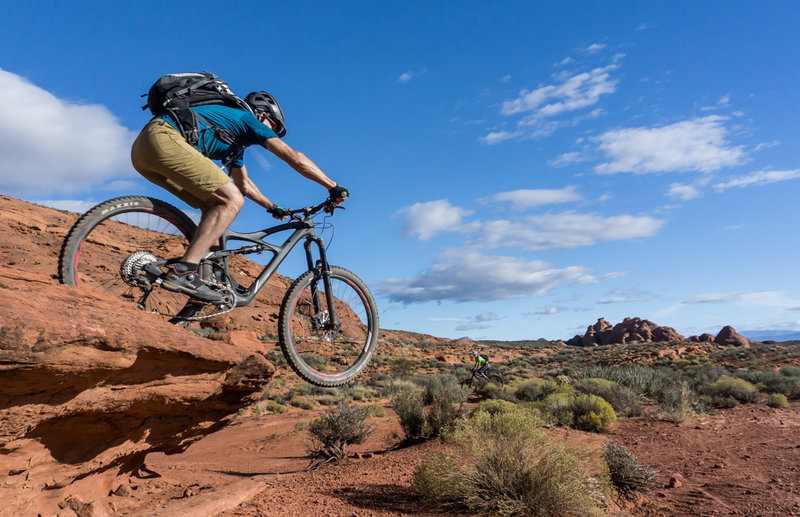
[
  {"xmin": 130, "ymin": 90, "xmax": 348, "ymax": 303},
  {"xmin": 471, "ymin": 350, "xmax": 490, "ymax": 381}
]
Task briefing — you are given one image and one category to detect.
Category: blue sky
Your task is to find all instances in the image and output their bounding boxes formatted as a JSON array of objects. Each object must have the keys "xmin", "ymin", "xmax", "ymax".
[{"xmin": 2, "ymin": 1, "xmax": 799, "ymax": 340}]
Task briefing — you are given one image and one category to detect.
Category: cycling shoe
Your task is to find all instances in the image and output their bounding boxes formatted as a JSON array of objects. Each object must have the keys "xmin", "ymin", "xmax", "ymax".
[{"xmin": 160, "ymin": 266, "xmax": 225, "ymax": 303}]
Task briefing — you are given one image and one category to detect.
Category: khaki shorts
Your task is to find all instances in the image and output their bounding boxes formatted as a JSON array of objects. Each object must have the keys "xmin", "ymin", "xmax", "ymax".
[{"xmin": 130, "ymin": 119, "xmax": 232, "ymax": 209}]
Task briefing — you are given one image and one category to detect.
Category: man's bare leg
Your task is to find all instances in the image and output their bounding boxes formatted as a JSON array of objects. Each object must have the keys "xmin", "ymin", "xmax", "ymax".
[{"xmin": 182, "ymin": 182, "xmax": 244, "ymax": 264}]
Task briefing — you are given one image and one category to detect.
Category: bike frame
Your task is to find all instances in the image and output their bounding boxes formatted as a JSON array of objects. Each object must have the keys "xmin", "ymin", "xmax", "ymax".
[{"xmin": 204, "ymin": 214, "xmax": 341, "ymax": 327}]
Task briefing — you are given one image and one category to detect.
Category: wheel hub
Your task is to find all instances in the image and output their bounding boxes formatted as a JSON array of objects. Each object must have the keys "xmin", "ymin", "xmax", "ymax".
[{"xmin": 120, "ymin": 251, "xmax": 159, "ymax": 287}]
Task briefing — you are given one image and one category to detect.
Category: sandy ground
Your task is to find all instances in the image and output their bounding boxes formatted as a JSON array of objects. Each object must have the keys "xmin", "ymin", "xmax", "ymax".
[{"xmin": 96, "ymin": 401, "xmax": 799, "ymax": 516}]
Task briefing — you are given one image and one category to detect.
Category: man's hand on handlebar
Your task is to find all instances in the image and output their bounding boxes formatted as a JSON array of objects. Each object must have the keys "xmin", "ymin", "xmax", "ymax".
[
  {"xmin": 328, "ymin": 185, "xmax": 349, "ymax": 204},
  {"xmin": 267, "ymin": 204, "xmax": 290, "ymax": 221}
]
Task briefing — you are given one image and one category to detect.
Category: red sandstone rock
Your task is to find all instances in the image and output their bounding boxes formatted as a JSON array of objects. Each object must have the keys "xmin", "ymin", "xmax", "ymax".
[
  {"xmin": 0, "ymin": 203, "xmax": 276, "ymax": 517},
  {"xmin": 568, "ymin": 317, "xmax": 684, "ymax": 346},
  {"xmin": 714, "ymin": 326, "xmax": 750, "ymax": 347}
]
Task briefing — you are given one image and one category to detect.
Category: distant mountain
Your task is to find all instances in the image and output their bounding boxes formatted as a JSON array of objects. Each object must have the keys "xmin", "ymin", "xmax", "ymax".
[{"xmin": 740, "ymin": 330, "xmax": 800, "ymax": 342}]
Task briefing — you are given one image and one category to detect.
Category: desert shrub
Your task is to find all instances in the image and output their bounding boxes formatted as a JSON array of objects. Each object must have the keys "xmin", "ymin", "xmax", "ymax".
[
  {"xmin": 264, "ymin": 349, "xmax": 287, "ymax": 366},
  {"xmin": 603, "ymin": 441, "xmax": 659, "ymax": 501},
  {"xmin": 737, "ymin": 370, "xmax": 797, "ymax": 395},
  {"xmin": 571, "ymin": 394, "xmax": 617, "ymax": 432},
  {"xmin": 422, "ymin": 375, "xmax": 465, "ymax": 437},
  {"xmin": 582, "ymin": 365, "xmax": 671, "ymax": 398},
  {"xmin": 658, "ymin": 382, "xmax": 695, "ymax": 423},
  {"xmin": 537, "ymin": 391, "xmax": 577, "ymax": 427},
  {"xmin": 514, "ymin": 378, "xmax": 559, "ymax": 402},
  {"xmin": 534, "ymin": 391, "xmax": 616, "ymax": 433},
  {"xmin": 391, "ymin": 376, "xmax": 466, "ymax": 440},
  {"xmin": 708, "ymin": 376, "xmax": 758, "ymax": 403},
  {"xmin": 767, "ymin": 393, "xmax": 789, "ymax": 408},
  {"xmin": 390, "ymin": 357, "xmax": 417, "ymax": 376},
  {"xmin": 473, "ymin": 398, "xmax": 519, "ymax": 417},
  {"xmin": 710, "ymin": 394, "xmax": 740, "ymax": 408},
  {"xmin": 255, "ymin": 400, "xmax": 287, "ymax": 415},
  {"xmin": 344, "ymin": 385, "xmax": 372, "ymax": 401},
  {"xmin": 366, "ymin": 403, "xmax": 386, "ymax": 417},
  {"xmin": 294, "ymin": 419, "xmax": 310, "ymax": 432},
  {"xmin": 316, "ymin": 395, "xmax": 338, "ymax": 406},
  {"xmin": 391, "ymin": 385, "xmax": 426, "ymax": 439},
  {"xmin": 413, "ymin": 408, "xmax": 606, "ymax": 516},
  {"xmin": 780, "ymin": 366, "xmax": 800, "ymax": 377},
  {"xmin": 290, "ymin": 397, "xmax": 315, "ymax": 410},
  {"xmin": 475, "ymin": 381, "xmax": 506, "ymax": 400},
  {"xmin": 307, "ymin": 402, "xmax": 374, "ymax": 465},
  {"xmin": 574, "ymin": 377, "xmax": 639, "ymax": 416}
]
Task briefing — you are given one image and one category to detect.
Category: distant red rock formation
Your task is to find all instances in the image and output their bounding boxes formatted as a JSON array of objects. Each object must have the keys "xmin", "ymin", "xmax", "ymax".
[
  {"xmin": 566, "ymin": 317, "xmax": 683, "ymax": 346},
  {"xmin": 567, "ymin": 318, "xmax": 753, "ymax": 348}
]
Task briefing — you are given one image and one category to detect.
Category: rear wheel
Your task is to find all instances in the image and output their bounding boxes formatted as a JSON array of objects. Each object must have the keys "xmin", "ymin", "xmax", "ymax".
[
  {"xmin": 58, "ymin": 196, "xmax": 201, "ymax": 320},
  {"xmin": 278, "ymin": 266, "xmax": 379, "ymax": 387}
]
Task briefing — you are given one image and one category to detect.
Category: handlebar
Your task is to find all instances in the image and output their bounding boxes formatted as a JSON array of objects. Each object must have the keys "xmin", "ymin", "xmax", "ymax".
[{"xmin": 286, "ymin": 198, "xmax": 345, "ymax": 221}]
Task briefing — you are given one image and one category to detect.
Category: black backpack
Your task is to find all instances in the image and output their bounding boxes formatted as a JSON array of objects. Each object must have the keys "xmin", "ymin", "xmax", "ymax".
[
  {"xmin": 142, "ymin": 72, "xmax": 252, "ymax": 160},
  {"xmin": 480, "ymin": 354, "xmax": 489, "ymax": 362}
]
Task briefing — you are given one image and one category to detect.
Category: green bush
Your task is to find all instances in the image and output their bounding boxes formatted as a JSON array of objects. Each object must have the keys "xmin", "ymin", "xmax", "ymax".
[
  {"xmin": 290, "ymin": 397, "xmax": 315, "ymax": 410},
  {"xmin": 767, "ymin": 393, "xmax": 789, "ymax": 408},
  {"xmin": 391, "ymin": 385, "xmax": 426, "ymax": 439},
  {"xmin": 574, "ymin": 377, "xmax": 638, "ymax": 416},
  {"xmin": 413, "ymin": 408, "xmax": 606, "ymax": 516},
  {"xmin": 473, "ymin": 398, "xmax": 519, "ymax": 417},
  {"xmin": 422, "ymin": 375, "xmax": 465, "ymax": 437},
  {"xmin": 533, "ymin": 391, "xmax": 616, "ymax": 433},
  {"xmin": 572, "ymin": 394, "xmax": 617, "ymax": 433},
  {"xmin": 603, "ymin": 441, "xmax": 659, "ymax": 501},
  {"xmin": 307, "ymin": 402, "xmax": 374, "ymax": 464},
  {"xmin": 658, "ymin": 382, "xmax": 695, "ymax": 423},
  {"xmin": 366, "ymin": 403, "xmax": 386, "ymax": 417},
  {"xmin": 708, "ymin": 376, "xmax": 758, "ymax": 403},
  {"xmin": 514, "ymin": 378, "xmax": 559, "ymax": 402}
]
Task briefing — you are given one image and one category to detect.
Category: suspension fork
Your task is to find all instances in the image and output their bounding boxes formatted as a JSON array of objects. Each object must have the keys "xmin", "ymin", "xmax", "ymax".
[{"xmin": 303, "ymin": 237, "xmax": 341, "ymax": 329}]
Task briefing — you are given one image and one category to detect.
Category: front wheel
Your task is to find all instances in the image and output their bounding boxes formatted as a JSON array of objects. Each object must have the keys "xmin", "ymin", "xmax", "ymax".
[{"xmin": 278, "ymin": 266, "xmax": 379, "ymax": 387}]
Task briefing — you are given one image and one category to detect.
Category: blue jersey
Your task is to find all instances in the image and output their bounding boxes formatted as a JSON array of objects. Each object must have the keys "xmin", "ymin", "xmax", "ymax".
[{"xmin": 160, "ymin": 105, "xmax": 278, "ymax": 168}]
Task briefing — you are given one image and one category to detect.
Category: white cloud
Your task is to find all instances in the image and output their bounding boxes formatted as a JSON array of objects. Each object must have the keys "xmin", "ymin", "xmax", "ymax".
[
  {"xmin": 586, "ymin": 43, "xmax": 607, "ymax": 54},
  {"xmin": 549, "ymin": 152, "xmax": 587, "ymax": 167},
  {"xmin": 683, "ymin": 290, "xmax": 800, "ymax": 310},
  {"xmin": 528, "ymin": 305, "xmax": 592, "ymax": 315},
  {"xmin": 397, "ymin": 199, "xmax": 474, "ymax": 241},
  {"xmin": 594, "ymin": 116, "xmax": 746, "ymax": 174},
  {"xmin": 713, "ymin": 169, "xmax": 800, "ymax": 191},
  {"xmin": 398, "ymin": 69, "xmax": 426, "ymax": 83},
  {"xmin": 0, "ymin": 68, "xmax": 136, "ymax": 197},
  {"xmin": 34, "ymin": 199, "xmax": 101, "ymax": 213},
  {"xmin": 481, "ymin": 130, "xmax": 521, "ymax": 145},
  {"xmin": 500, "ymin": 75, "xmax": 512, "ymax": 83},
  {"xmin": 555, "ymin": 57, "xmax": 573, "ymax": 67},
  {"xmin": 489, "ymin": 186, "xmax": 581, "ymax": 210},
  {"xmin": 667, "ymin": 183, "xmax": 702, "ymax": 201},
  {"xmin": 501, "ymin": 65, "xmax": 619, "ymax": 127},
  {"xmin": 480, "ymin": 211, "xmax": 664, "ymax": 251},
  {"xmin": 378, "ymin": 249, "xmax": 590, "ymax": 303},
  {"xmin": 475, "ymin": 312, "xmax": 500, "ymax": 322}
]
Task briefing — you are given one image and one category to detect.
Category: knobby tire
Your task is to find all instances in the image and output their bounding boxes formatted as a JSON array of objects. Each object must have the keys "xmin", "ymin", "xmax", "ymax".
[{"xmin": 278, "ymin": 266, "xmax": 379, "ymax": 387}]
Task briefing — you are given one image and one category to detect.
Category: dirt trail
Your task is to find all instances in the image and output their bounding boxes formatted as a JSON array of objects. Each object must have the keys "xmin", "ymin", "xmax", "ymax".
[{"xmin": 96, "ymin": 402, "xmax": 796, "ymax": 516}]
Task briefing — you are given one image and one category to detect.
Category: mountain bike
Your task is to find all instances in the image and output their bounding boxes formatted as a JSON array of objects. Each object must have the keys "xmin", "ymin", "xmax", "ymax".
[
  {"xmin": 58, "ymin": 195, "xmax": 378, "ymax": 387},
  {"xmin": 460, "ymin": 370, "xmax": 505, "ymax": 391}
]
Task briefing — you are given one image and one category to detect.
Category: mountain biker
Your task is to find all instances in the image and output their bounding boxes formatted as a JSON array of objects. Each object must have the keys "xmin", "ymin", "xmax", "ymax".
[
  {"xmin": 471, "ymin": 350, "xmax": 490, "ymax": 381},
  {"xmin": 130, "ymin": 91, "xmax": 349, "ymax": 302}
]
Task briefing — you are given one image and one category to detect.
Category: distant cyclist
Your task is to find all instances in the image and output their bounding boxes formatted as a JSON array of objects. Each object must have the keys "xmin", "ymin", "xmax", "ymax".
[
  {"xmin": 471, "ymin": 350, "xmax": 490, "ymax": 381},
  {"xmin": 131, "ymin": 90, "xmax": 349, "ymax": 303}
]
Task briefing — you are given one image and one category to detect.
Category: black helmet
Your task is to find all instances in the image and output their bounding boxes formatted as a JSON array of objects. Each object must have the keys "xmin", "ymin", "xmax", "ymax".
[{"xmin": 245, "ymin": 91, "xmax": 286, "ymax": 137}]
